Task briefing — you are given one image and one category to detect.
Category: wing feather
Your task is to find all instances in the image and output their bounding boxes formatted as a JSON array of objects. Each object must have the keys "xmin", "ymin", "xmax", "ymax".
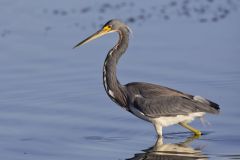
[{"xmin": 125, "ymin": 82, "xmax": 220, "ymax": 117}]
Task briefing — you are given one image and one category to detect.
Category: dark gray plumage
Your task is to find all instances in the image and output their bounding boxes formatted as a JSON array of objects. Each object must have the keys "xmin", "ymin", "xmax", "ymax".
[
  {"xmin": 126, "ymin": 82, "xmax": 219, "ymax": 117},
  {"xmin": 74, "ymin": 19, "xmax": 220, "ymax": 137}
]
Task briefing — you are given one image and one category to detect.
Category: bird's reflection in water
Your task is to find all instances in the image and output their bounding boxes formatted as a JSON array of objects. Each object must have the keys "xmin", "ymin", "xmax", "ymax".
[{"xmin": 127, "ymin": 135, "xmax": 208, "ymax": 160}]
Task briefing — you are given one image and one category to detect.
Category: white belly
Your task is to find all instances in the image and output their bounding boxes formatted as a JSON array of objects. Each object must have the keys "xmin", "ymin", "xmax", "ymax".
[
  {"xmin": 152, "ymin": 112, "xmax": 205, "ymax": 127},
  {"xmin": 130, "ymin": 106, "xmax": 205, "ymax": 127}
]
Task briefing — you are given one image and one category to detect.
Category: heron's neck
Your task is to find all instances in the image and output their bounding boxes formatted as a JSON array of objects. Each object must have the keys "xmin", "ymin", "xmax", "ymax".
[{"xmin": 103, "ymin": 30, "xmax": 129, "ymax": 108}]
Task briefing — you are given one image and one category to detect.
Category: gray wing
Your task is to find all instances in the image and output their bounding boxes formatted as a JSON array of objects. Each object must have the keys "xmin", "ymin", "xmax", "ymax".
[{"xmin": 125, "ymin": 82, "xmax": 220, "ymax": 117}]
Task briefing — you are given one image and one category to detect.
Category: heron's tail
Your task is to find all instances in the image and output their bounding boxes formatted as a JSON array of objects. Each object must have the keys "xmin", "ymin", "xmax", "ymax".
[
  {"xmin": 193, "ymin": 95, "xmax": 220, "ymax": 114},
  {"xmin": 208, "ymin": 100, "xmax": 220, "ymax": 112}
]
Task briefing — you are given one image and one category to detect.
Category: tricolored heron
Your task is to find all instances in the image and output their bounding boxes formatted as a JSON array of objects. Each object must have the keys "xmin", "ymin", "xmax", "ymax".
[{"xmin": 74, "ymin": 19, "xmax": 220, "ymax": 137}]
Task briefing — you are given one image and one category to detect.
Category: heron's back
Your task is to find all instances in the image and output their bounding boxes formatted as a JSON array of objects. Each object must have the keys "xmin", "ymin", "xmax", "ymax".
[{"xmin": 125, "ymin": 82, "xmax": 220, "ymax": 117}]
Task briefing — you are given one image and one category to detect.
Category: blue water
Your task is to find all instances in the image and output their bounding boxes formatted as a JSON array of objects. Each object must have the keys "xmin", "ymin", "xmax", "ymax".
[{"xmin": 0, "ymin": 0, "xmax": 240, "ymax": 159}]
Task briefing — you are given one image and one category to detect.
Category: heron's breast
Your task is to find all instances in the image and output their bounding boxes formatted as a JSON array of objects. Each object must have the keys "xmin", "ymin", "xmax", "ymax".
[{"xmin": 129, "ymin": 106, "xmax": 152, "ymax": 122}]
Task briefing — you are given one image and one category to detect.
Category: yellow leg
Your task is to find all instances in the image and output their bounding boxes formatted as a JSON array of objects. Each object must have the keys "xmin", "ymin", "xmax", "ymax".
[{"xmin": 179, "ymin": 122, "xmax": 202, "ymax": 136}]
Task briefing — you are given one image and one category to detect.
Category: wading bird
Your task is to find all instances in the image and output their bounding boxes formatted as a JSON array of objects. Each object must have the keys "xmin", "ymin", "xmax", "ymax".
[{"xmin": 74, "ymin": 19, "xmax": 220, "ymax": 137}]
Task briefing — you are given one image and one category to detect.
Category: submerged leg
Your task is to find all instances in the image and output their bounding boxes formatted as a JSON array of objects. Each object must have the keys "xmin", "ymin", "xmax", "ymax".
[
  {"xmin": 179, "ymin": 135, "xmax": 200, "ymax": 146},
  {"xmin": 179, "ymin": 122, "xmax": 202, "ymax": 136},
  {"xmin": 153, "ymin": 124, "xmax": 163, "ymax": 137}
]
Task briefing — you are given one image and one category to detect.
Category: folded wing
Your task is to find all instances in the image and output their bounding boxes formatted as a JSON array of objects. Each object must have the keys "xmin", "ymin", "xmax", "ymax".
[{"xmin": 125, "ymin": 82, "xmax": 220, "ymax": 117}]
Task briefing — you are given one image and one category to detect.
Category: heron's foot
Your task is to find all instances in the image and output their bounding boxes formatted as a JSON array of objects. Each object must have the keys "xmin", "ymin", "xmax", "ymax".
[
  {"xmin": 179, "ymin": 122, "xmax": 202, "ymax": 137},
  {"xmin": 193, "ymin": 134, "xmax": 201, "ymax": 139}
]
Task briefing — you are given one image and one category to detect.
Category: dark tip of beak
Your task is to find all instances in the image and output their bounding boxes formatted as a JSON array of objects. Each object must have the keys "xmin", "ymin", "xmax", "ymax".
[{"xmin": 73, "ymin": 43, "xmax": 81, "ymax": 49}]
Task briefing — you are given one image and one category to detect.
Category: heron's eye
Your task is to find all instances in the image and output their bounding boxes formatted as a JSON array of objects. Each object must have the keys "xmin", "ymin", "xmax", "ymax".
[{"xmin": 103, "ymin": 25, "xmax": 112, "ymax": 31}]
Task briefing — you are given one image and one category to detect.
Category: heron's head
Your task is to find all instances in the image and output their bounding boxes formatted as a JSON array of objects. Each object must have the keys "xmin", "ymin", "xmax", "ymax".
[{"xmin": 73, "ymin": 19, "xmax": 130, "ymax": 48}]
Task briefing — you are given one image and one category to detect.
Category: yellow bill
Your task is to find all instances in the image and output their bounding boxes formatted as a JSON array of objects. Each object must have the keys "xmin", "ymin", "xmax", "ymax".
[{"xmin": 73, "ymin": 25, "xmax": 112, "ymax": 48}]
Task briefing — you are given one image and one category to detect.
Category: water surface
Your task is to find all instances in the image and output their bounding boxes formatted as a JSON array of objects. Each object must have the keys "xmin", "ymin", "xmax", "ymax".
[{"xmin": 0, "ymin": 0, "xmax": 240, "ymax": 159}]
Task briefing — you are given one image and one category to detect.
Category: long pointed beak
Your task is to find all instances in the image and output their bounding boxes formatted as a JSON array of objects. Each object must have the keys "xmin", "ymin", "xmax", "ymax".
[{"xmin": 73, "ymin": 29, "xmax": 110, "ymax": 49}]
